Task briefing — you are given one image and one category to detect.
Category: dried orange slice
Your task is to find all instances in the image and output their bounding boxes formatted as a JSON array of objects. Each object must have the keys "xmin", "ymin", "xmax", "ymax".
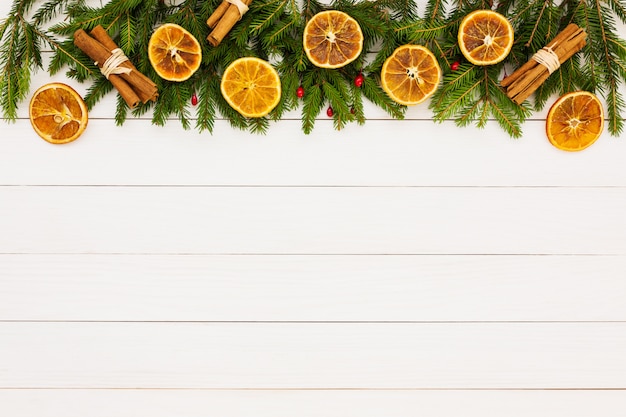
[
  {"xmin": 220, "ymin": 57, "xmax": 282, "ymax": 118},
  {"xmin": 303, "ymin": 10, "xmax": 363, "ymax": 69},
  {"xmin": 458, "ymin": 10, "xmax": 513, "ymax": 66},
  {"xmin": 29, "ymin": 83, "xmax": 88, "ymax": 144},
  {"xmin": 546, "ymin": 91, "xmax": 604, "ymax": 152},
  {"xmin": 148, "ymin": 23, "xmax": 202, "ymax": 82},
  {"xmin": 380, "ymin": 44, "xmax": 441, "ymax": 106}
]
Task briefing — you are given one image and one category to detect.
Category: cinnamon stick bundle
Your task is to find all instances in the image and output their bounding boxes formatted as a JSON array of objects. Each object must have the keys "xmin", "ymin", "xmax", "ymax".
[
  {"xmin": 74, "ymin": 27, "xmax": 158, "ymax": 108},
  {"xmin": 501, "ymin": 23, "xmax": 587, "ymax": 104},
  {"xmin": 89, "ymin": 26, "xmax": 158, "ymax": 103},
  {"xmin": 207, "ymin": 0, "xmax": 253, "ymax": 47}
]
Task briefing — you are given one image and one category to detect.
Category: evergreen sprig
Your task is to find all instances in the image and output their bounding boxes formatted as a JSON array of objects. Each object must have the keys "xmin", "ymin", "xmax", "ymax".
[
  {"xmin": 0, "ymin": 0, "xmax": 47, "ymax": 120},
  {"xmin": 1, "ymin": 0, "xmax": 626, "ymax": 137}
]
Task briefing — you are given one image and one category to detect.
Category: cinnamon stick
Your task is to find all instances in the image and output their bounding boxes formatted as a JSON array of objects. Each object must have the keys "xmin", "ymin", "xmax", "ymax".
[
  {"xmin": 207, "ymin": 0, "xmax": 253, "ymax": 46},
  {"xmin": 73, "ymin": 30, "xmax": 139, "ymax": 108},
  {"xmin": 507, "ymin": 38, "xmax": 586, "ymax": 103},
  {"xmin": 74, "ymin": 29, "xmax": 158, "ymax": 107},
  {"xmin": 207, "ymin": 0, "xmax": 231, "ymax": 28},
  {"xmin": 501, "ymin": 24, "xmax": 587, "ymax": 104},
  {"xmin": 89, "ymin": 25, "xmax": 158, "ymax": 102},
  {"xmin": 501, "ymin": 24, "xmax": 580, "ymax": 88},
  {"xmin": 106, "ymin": 74, "xmax": 141, "ymax": 109}
]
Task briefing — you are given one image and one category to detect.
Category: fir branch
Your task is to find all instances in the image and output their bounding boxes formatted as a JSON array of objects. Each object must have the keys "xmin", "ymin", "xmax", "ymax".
[
  {"xmin": 0, "ymin": 7, "xmax": 43, "ymax": 120},
  {"xmin": 431, "ymin": 63, "xmax": 526, "ymax": 137},
  {"xmin": 512, "ymin": 1, "xmax": 563, "ymax": 69},
  {"xmin": 361, "ymin": 75, "xmax": 405, "ymax": 119},
  {"xmin": 214, "ymin": 86, "xmax": 249, "ymax": 131},
  {"xmin": 103, "ymin": 0, "xmax": 145, "ymax": 18},
  {"xmin": 154, "ymin": 82, "xmax": 193, "ymax": 129},
  {"xmin": 605, "ymin": 0, "xmax": 626, "ymax": 23},
  {"xmin": 349, "ymin": 83, "xmax": 366, "ymax": 125},
  {"xmin": 115, "ymin": 93, "xmax": 128, "ymax": 126},
  {"xmin": 2, "ymin": 0, "xmax": 626, "ymax": 139},
  {"xmin": 573, "ymin": 0, "xmax": 626, "ymax": 134},
  {"xmin": 195, "ymin": 71, "xmax": 219, "ymax": 132},
  {"xmin": 425, "ymin": 0, "xmax": 448, "ymax": 20},
  {"xmin": 261, "ymin": 17, "xmax": 299, "ymax": 51},
  {"xmin": 168, "ymin": 0, "xmax": 207, "ymax": 38},
  {"xmin": 367, "ymin": 33, "xmax": 400, "ymax": 73},
  {"xmin": 248, "ymin": 116, "xmax": 270, "ymax": 134},
  {"xmin": 82, "ymin": 73, "xmax": 114, "ymax": 110},
  {"xmin": 43, "ymin": 32, "xmax": 96, "ymax": 80},
  {"xmin": 117, "ymin": 12, "xmax": 137, "ymax": 56},
  {"xmin": 273, "ymin": 63, "xmax": 299, "ymax": 118},
  {"xmin": 377, "ymin": 0, "xmax": 418, "ymax": 20},
  {"xmin": 301, "ymin": 72, "xmax": 324, "ymax": 133},
  {"xmin": 592, "ymin": 0, "xmax": 624, "ymax": 134},
  {"xmin": 49, "ymin": 6, "xmax": 115, "ymax": 36},
  {"xmin": 488, "ymin": 75, "xmax": 531, "ymax": 137},
  {"xmin": 133, "ymin": 1, "xmax": 162, "ymax": 75},
  {"xmin": 250, "ymin": 0, "xmax": 289, "ymax": 35},
  {"xmin": 322, "ymin": 74, "xmax": 354, "ymax": 130},
  {"xmin": 395, "ymin": 17, "xmax": 452, "ymax": 43},
  {"xmin": 32, "ymin": 0, "xmax": 78, "ymax": 25},
  {"xmin": 431, "ymin": 64, "xmax": 480, "ymax": 120}
]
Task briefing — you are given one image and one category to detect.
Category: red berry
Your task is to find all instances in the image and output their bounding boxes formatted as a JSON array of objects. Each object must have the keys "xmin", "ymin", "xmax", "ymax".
[
  {"xmin": 354, "ymin": 73, "xmax": 364, "ymax": 87},
  {"xmin": 451, "ymin": 61, "xmax": 460, "ymax": 71},
  {"xmin": 296, "ymin": 86, "xmax": 304, "ymax": 99},
  {"xmin": 326, "ymin": 106, "xmax": 334, "ymax": 117},
  {"xmin": 191, "ymin": 93, "xmax": 198, "ymax": 106}
]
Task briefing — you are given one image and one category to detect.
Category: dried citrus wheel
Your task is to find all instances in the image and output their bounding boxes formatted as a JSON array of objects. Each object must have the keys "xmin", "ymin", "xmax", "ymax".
[
  {"xmin": 28, "ymin": 83, "xmax": 88, "ymax": 144},
  {"xmin": 458, "ymin": 9, "xmax": 514, "ymax": 66},
  {"xmin": 303, "ymin": 10, "xmax": 363, "ymax": 69},
  {"xmin": 220, "ymin": 57, "xmax": 282, "ymax": 118},
  {"xmin": 380, "ymin": 44, "xmax": 442, "ymax": 106},
  {"xmin": 148, "ymin": 23, "xmax": 202, "ymax": 82},
  {"xmin": 546, "ymin": 91, "xmax": 604, "ymax": 152}
]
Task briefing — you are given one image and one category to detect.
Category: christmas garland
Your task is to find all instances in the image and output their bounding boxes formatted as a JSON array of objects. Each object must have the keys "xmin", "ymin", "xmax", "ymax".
[{"xmin": 2, "ymin": 0, "xmax": 626, "ymax": 138}]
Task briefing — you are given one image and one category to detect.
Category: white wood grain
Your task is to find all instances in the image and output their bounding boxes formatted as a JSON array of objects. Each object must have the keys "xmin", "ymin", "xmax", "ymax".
[
  {"xmin": 1, "ymin": 322, "xmax": 625, "ymax": 389},
  {"xmin": 2, "ymin": 119, "xmax": 626, "ymax": 187},
  {"xmin": 2, "ymin": 389, "xmax": 625, "ymax": 417},
  {"xmin": 1, "ymin": 186, "xmax": 625, "ymax": 254},
  {"xmin": 2, "ymin": 254, "xmax": 625, "ymax": 322}
]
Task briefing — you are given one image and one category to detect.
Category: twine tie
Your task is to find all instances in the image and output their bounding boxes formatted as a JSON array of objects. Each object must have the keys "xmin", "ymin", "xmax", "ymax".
[
  {"xmin": 226, "ymin": 0, "xmax": 249, "ymax": 19},
  {"xmin": 98, "ymin": 48, "xmax": 132, "ymax": 79},
  {"xmin": 531, "ymin": 46, "xmax": 561, "ymax": 74}
]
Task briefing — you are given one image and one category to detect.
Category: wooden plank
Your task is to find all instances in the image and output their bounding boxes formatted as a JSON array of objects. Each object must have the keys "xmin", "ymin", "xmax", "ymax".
[
  {"xmin": 2, "ymin": 254, "xmax": 626, "ymax": 322},
  {"xmin": 1, "ymin": 186, "xmax": 625, "ymax": 255},
  {"xmin": 2, "ymin": 119, "xmax": 626, "ymax": 187},
  {"xmin": 1, "ymin": 322, "xmax": 625, "ymax": 388},
  {"xmin": 1, "ymin": 389, "xmax": 625, "ymax": 417}
]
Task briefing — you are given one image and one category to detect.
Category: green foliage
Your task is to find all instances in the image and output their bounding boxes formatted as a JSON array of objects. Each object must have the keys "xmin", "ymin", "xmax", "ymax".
[
  {"xmin": 1, "ymin": 0, "xmax": 626, "ymax": 137},
  {"xmin": 0, "ymin": 0, "xmax": 47, "ymax": 120},
  {"xmin": 568, "ymin": 0, "xmax": 626, "ymax": 134}
]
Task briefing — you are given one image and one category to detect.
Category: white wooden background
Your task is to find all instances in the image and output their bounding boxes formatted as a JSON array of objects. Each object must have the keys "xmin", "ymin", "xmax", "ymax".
[{"xmin": 2, "ymin": 1, "xmax": 626, "ymax": 415}]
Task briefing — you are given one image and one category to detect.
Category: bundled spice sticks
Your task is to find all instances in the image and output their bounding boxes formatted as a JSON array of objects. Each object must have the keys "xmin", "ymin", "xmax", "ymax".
[
  {"xmin": 207, "ymin": 0, "xmax": 253, "ymax": 46},
  {"xmin": 74, "ymin": 26, "xmax": 158, "ymax": 108},
  {"xmin": 501, "ymin": 23, "xmax": 587, "ymax": 104}
]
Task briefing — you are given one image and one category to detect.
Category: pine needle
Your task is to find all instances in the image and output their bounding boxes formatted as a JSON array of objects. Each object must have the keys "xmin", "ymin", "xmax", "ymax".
[{"xmin": 1, "ymin": 0, "xmax": 626, "ymax": 138}]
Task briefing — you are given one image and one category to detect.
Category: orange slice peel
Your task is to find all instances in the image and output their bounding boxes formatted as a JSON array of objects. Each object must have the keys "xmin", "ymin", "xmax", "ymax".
[
  {"xmin": 303, "ymin": 10, "xmax": 363, "ymax": 69},
  {"xmin": 458, "ymin": 10, "xmax": 514, "ymax": 66},
  {"xmin": 220, "ymin": 57, "xmax": 282, "ymax": 118},
  {"xmin": 29, "ymin": 82, "xmax": 88, "ymax": 144},
  {"xmin": 148, "ymin": 23, "xmax": 202, "ymax": 82},
  {"xmin": 546, "ymin": 91, "xmax": 604, "ymax": 152},
  {"xmin": 380, "ymin": 44, "xmax": 442, "ymax": 106}
]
